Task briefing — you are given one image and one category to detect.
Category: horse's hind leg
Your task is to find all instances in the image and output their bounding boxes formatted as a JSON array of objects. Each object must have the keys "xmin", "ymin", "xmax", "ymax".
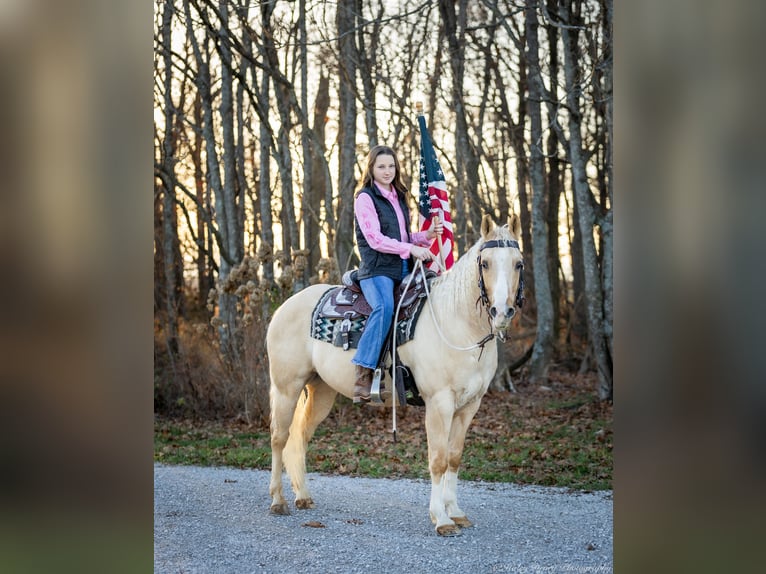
[
  {"xmin": 269, "ymin": 383, "xmax": 302, "ymax": 515},
  {"xmin": 284, "ymin": 379, "xmax": 337, "ymax": 509}
]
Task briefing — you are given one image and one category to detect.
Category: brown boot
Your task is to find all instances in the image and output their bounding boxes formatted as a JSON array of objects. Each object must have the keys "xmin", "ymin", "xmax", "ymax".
[{"xmin": 353, "ymin": 365, "xmax": 373, "ymax": 404}]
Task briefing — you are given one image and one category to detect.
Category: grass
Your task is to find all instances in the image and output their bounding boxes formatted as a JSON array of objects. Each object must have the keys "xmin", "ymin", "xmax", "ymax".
[{"xmin": 154, "ymin": 371, "xmax": 612, "ymax": 491}]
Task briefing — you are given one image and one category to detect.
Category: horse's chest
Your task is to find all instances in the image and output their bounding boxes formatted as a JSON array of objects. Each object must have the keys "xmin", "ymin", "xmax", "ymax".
[{"xmin": 453, "ymin": 367, "xmax": 493, "ymax": 409}]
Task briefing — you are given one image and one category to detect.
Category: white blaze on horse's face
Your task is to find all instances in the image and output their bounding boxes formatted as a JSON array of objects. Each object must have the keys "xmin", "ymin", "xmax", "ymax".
[
  {"xmin": 478, "ymin": 213, "xmax": 524, "ymax": 332},
  {"xmin": 481, "ymin": 245, "xmax": 523, "ymax": 331}
]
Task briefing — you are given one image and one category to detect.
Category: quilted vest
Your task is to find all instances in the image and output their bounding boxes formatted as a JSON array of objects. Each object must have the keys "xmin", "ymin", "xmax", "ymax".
[{"xmin": 355, "ymin": 186, "xmax": 412, "ymax": 282}]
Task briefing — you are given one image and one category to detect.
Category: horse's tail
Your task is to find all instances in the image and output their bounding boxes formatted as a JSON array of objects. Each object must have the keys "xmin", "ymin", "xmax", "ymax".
[
  {"xmin": 283, "ymin": 376, "xmax": 334, "ymax": 483},
  {"xmin": 284, "ymin": 384, "xmax": 314, "ymax": 468}
]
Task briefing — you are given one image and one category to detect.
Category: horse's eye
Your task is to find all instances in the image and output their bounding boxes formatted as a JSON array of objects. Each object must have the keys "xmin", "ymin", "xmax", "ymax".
[
  {"xmin": 481, "ymin": 261, "xmax": 489, "ymax": 270},
  {"xmin": 516, "ymin": 261, "xmax": 524, "ymax": 270}
]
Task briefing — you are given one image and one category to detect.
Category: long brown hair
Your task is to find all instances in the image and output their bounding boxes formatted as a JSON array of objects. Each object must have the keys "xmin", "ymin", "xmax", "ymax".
[{"xmin": 354, "ymin": 145, "xmax": 409, "ymax": 200}]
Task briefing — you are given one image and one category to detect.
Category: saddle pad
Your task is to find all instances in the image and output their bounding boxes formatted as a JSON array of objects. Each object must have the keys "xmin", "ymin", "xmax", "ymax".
[{"xmin": 309, "ymin": 287, "xmax": 428, "ymax": 350}]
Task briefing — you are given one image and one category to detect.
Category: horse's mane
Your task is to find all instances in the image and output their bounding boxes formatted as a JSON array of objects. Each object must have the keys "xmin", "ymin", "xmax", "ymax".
[{"xmin": 429, "ymin": 223, "xmax": 514, "ymax": 315}]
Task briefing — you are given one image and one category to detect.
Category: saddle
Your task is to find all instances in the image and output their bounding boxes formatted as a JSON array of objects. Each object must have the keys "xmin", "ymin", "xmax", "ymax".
[{"xmin": 311, "ymin": 267, "xmax": 436, "ymax": 351}]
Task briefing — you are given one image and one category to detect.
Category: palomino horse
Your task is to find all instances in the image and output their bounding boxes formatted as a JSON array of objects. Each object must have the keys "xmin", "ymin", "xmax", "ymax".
[{"xmin": 267, "ymin": 214, "xmax": 524, "ymax": 536}]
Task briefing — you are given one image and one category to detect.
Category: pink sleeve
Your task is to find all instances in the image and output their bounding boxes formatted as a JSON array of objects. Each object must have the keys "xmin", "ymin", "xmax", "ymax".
[
  {"xmin": 410, "ymin": 230, "xmax": 433, "ymax": 247},
  {"xmin": 355, "ymin": 194, "xmax": 413, "ymax": 259}
]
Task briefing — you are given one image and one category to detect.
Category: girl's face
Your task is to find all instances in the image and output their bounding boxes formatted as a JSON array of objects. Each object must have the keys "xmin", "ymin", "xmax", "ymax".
[{"xmin": 371, "ymin": 154, "xmax": 396, "ymax": 189}]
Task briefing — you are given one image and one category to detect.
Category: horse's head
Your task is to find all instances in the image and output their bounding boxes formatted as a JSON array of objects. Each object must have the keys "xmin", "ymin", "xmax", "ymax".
[{"xmin": 476, "ymin": 213, "xmax": 525, "ymax": 334}]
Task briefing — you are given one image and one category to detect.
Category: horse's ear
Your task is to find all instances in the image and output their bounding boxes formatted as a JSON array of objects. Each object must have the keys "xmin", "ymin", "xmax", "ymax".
[
  {"xmin": 480, "ymin": 214, "xmax": 494, "ymax": 239},
  {"xmin": 508, "ymin": 213, "xmax": 521, "ymax": 240}
]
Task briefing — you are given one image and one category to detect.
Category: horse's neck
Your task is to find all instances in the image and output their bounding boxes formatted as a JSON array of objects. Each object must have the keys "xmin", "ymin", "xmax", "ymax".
[{"xmin": 429, "ymin": 249, "xmax": 487, "ymax": 336}]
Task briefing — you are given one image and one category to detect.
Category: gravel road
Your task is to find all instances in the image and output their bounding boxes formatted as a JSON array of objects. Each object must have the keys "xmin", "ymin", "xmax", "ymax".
[{"xmin": 154, "ymin": 464, "xmax": 612, "ymax": 574}]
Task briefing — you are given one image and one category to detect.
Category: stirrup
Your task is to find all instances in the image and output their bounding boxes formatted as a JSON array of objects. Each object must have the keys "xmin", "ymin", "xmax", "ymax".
[
  {"xmin": 370, "ymin": 368, "xmax": 384, "ymax": 404},
  {"xmin": 370, "ymin": 367, "xmax": 393, "ymax": 404}
]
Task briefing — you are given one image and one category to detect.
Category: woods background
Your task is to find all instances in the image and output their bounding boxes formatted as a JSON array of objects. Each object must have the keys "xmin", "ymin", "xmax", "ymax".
[{"xmin": 153, "ymin": 0, "xmax": 613, "ymax": 422}]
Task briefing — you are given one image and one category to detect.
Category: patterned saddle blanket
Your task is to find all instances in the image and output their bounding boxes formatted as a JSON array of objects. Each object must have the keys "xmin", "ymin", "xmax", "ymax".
[{"xmin": 309, "ymin": 268, "xmax": 436, "ymax": 351}]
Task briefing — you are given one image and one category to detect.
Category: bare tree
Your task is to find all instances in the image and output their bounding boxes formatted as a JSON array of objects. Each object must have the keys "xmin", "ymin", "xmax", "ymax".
[
  {"xmin": 439, "ymin": 0, "xmax": 480, "ymax": 254},
  {"xmin": 356, "ymin": 0, "xmax": 382, "ymax": 147},
  {"xmin": 257, "ymin": 51, "xmax": 275, "ymax": 288},
  {"xmin": 260, "ymin": 1, "xmax": 301, "ymax": 290},
  {"xmin": 158, "ymin": 0, "xmax": 183, "ymax": 354},
  {"xmin": 597, "ymin": 0, "xmax": 613, "ymax": 363},
  {"xmin": 524, "ymin": 0, "xmax": 555, "ymax": 383},
  {"xmin": 559, "ymin": 0, "xmax": 612, "ymax": 400},
  {"xmin": 335, "ymin": 0, "xmax": 359, "ymax": 273},
  {"xmin": 153, "ymin": 0, "xmax": 615, "ymax": 410},
  {"xmin": 184, "ymin": 0, "xmax": 241, "ymax": 353},
  {"xmin": 308, "ymin": 73, "xmax": 331, "ymax": 271},
  {"xmin": 191, "ymin": 91, "xmax": 215, "ymax": 306},
  {"xmin": 298, "ymin": 0, "xmax": 314, "ymax": 288},
  {"xmin": 544, "ymin": 0, "xmax": 563, "ymax": 339}
]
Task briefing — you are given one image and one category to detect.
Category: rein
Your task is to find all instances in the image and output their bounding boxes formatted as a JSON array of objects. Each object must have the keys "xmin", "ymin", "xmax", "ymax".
[
  {"xmin": 387, "ymin": 241, "xmax": 522, "ymax": 440},
  {"xmin": 419, "ymin": 259, "xmax": 496, "ymax": 354},
  {"xmin": 420, "ymin": 236, "xmax": 523, "ymax": 356}
]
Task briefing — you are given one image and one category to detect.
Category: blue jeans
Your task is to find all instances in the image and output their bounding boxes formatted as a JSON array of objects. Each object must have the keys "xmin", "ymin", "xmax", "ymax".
[{"xmin": 352, "ymin": 275, "xmax": 395, "ymax": 370}]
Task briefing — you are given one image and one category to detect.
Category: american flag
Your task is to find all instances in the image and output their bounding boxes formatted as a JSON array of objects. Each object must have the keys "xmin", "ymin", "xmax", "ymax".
[{"xmin": 417, "ymin": 114, "xmax": 454, "ymax": 272}]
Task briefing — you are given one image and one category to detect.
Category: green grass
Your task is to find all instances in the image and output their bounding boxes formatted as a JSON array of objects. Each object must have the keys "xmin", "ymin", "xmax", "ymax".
[
  {"xmin": 155, "ymin": 383, "xmax": 612, "ymax": 491},
  {"xmin": 154, "ymin": 425, "xmax": 272, "ymax": 468}
]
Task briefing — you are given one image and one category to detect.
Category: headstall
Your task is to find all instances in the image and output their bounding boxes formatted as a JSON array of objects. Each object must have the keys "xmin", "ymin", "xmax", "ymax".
[{"xmin": 476, "ymin": 239, "xmax": 526, "ymax": 315}]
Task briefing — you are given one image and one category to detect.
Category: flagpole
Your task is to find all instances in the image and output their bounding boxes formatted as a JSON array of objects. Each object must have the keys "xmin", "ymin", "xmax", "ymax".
[
  {"xmin": 416, "ymin": 101, "xmax": 446, "ymax": 274},
  {"xmin": 433, "ymin": 215, "xmax": 445, "ymax": 274}
]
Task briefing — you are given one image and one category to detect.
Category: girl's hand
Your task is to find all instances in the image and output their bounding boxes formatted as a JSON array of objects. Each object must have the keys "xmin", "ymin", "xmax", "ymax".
[
  {"xmin": 427, "ymin": 217, "xmax": 444, "ymax": 240},
  {"xmin": 410, "ymin": 245, "xmax": 434, "ymax": 262}
]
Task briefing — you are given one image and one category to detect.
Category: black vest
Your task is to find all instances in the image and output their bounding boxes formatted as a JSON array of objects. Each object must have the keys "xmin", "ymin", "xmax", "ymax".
[{"xmin": 355, "ymin": 186, "xmax": 412, "ymax": 282}]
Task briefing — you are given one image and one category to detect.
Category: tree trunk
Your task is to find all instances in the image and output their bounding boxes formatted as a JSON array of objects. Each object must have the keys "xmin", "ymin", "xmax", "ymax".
[
  {"xmin": 298, "ymin": 0, "xmax": 315, "ymax": 286},
  {"xmin": 260, "ymin": 1, "xmax": 300, "ymax": 291},
  {"xmin": 215, "ymin": 0, "xmax": 244, "ymax": 352},
  {"xmin": 439, "ymin": 0, "xmax": 479, "ymax": 254},
  {"xmin": 184, "ymin": 0, "xmax": 237, "ymax": 352},
  {"xmin": 569, "ymin": 185, "xmax": 588, "ymax": 342},
  {"xmin": 473, "ymin": 23, "xmax": 497, "ymax": 224},
  {"xmin": 545, "ymin": 7, "xmax": 561, "ymax": 340},
  {"xmin": 153, "ymin": 184, "xmax": 166, "ymax": 315},
  {"xmin": 356, "ymin": 0, "xmax": 380, "ymax": 147},
  {"xmin": 600, "ymin": 0, "xmax": 614, "ymax": 362},
  {"xmin": 217, "ymin": 1, "xmax": 242, "ymax": 266},
  {"xmin": 192, "ymin": 92, "xmax": 213, "ymax": 307},
  {"xmin": 160, "ymin": 0, "xmax": 181, "ymax": 355},
  {"xmin": 258, "ymin": 65, "xmax": 274, "ymax": 288},
  {"xmin": 335, "ymin": 0, "xmax": 358, "ymax": 273},
  {"xmin": 235, "ymin": 51, "xmax": 248, "ymax": 264},
  {"xmin": 525, "ymin": 0, "xmax": 555, "ymax": 383},
  {"xmin": 512, "ymin": 56, "xmax": 534, "ymax": 264},
  {"xmin": 310, "ymin": 73, "xmax": 331, "ymax": 271},
  {"xmin": 560, "ymin": 0, "xmax": 612, "ymax": 400},
  {"xmin": 601, "ymin": 209, "xmax": 613, "ymax": 363}
]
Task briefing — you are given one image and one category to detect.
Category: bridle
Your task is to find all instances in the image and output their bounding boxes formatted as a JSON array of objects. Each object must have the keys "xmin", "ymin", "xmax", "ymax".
[
  {"xmin": 476, "ymin": 239, "xmax": 526, "ymax": 318},
  {"xmin": 409, "ymin": 238, "xmax": 525, "ymax": 363},
  {"xmin": 386, "ymin": 238, "xmax": 525, "ymax": 439}
]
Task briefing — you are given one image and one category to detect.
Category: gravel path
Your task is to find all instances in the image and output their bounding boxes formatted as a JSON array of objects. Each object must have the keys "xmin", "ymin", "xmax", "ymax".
[{"xmin": 154, "ymin": 464, "xmax": 612, "ymax": 574}]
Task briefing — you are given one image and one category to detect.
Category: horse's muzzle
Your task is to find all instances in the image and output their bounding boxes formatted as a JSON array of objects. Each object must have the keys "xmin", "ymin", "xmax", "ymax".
[
  {"xmin": 490, "ymin": 305, "xmax": 516, "ymax": 331},
  {"xmin": 489, "ymin": 305, "xmax": 516, "ymax": 320}
]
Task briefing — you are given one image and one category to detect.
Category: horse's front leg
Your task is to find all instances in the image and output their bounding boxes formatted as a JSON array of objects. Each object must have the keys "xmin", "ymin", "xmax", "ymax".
[
  {"xmin": 443, "ymin": 399, "xmax": 482, "ymax": 528},
  {"xmin": 425, "ymin": 394, "xmax": 460, "ymax": 536}
]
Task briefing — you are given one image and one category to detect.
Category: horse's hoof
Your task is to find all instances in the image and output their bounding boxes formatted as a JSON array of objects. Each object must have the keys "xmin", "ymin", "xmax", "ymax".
[
  {"xmin": 451, "ymin": 515, "xmax": 473, "ymax": 528},
  {"xmin": 436, "ymin": 524, "xmax": 462, "ymax": 537},
  {"xmin": 295, "ymin": 498, "xmax": 315, "ymax": 510},
  {"xmin": 269, "ymin": 503, "xmax": 290, "ymax": 516}
]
